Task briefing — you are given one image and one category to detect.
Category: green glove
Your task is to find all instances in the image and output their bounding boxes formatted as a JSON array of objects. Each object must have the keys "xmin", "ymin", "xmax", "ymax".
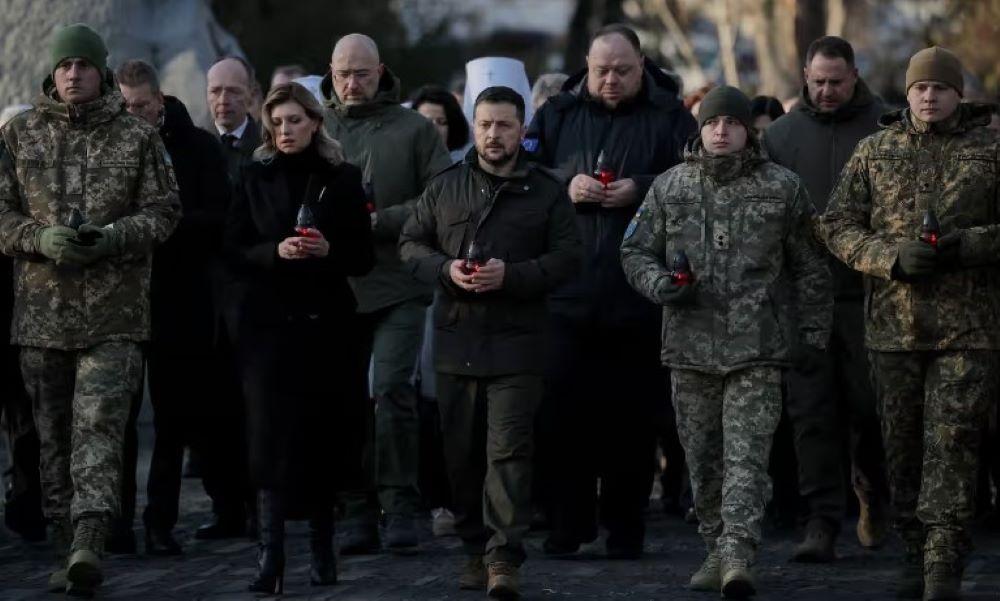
[
  {"xmin": 935, "ymin": 231, "xmax": 961, "ymax": 271},
  {"xmin": 35, "ymin": 225, "xmax": 79, "ymax": 263},
  {"xmin": 895, "ymin": 240, "xmax": 937, "ymax": 279},
  {"xmin": 656, "ymin": 277, "xmax": 696, "ymax": 305},
  {"xmin": 60, "ymin": 224, "xmax": 122, "ymax": 266}
]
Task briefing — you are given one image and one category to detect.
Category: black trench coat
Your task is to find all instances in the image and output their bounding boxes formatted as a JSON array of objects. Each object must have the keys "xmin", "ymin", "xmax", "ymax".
[{"xmin": 224, "ymin": 147, "xmax": 374, "ymax": 513}]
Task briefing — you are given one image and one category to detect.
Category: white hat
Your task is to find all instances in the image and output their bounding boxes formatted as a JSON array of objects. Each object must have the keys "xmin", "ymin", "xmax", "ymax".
[{"xmin": 462, "ymin": 57, "xmax": 533, "ymax": 125}]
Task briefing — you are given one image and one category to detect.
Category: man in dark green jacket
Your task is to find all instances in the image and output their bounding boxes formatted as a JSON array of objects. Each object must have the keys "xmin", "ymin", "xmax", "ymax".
[
  {"xmin": 400, "ymin": 86, "xmax": 580, "ymax": 599},
  {"xmin": 762, "ymin": 36, "xmax": 889, "ymax": 560},
  {"xmin": 321, "ymin": 33, "xmax": 452, "ymax": 553}
]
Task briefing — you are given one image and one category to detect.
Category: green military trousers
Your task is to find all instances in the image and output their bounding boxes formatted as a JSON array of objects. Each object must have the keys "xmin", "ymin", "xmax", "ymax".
[
  {"xmin": 869, "ymin": 351, "xmax": 997, "ymax": 566},
  {"xmin": 20, "ymin": 341, "xmax": 143, "ymax": 523},
  {"xmin": 437, "ymin": 372, "xmax": 542, "ymax": 566},
  {"xmin": 671, "ymin": 366, "xmax": 782, "ymax": 563}
]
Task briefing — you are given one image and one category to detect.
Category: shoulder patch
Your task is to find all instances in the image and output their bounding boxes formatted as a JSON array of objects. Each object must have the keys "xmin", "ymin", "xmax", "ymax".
[
  {"xmin": 624, "ymin": 206, "xmax": 642, "ymax": 240},
  {"xmin": 522, "ymin": 137, "xmax": 539, "ymax": 153}
]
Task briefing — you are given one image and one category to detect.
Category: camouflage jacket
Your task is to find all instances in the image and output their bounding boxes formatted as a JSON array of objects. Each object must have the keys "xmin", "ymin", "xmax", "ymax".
[
  {"xmin": 0, "ymin": 82, "xmax": 181, "ymax": 350},
  {"xmin": 621, "ymin": 138, "xmax": 832, "ymax": 373},
  {"xmin": 820, "ymin": 104, "xmax": 1000, "ymax": 351}
]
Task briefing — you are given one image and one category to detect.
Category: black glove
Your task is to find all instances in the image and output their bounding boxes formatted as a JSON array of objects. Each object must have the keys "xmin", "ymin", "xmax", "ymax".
[
  {"xmin": 895, "ymin": 240, "xmax": 938, "ymax": 279},
  {"xmin": 794, "ymin": 344, "xmax": 827, "ymax": 374},
  {"xmin": 656, "ymin": 278, "xmax": 695, "ymax": 305}
]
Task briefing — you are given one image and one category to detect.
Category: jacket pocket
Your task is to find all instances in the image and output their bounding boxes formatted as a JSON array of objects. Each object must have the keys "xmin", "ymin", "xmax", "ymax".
[{"xmin": 738, "ymin": 196, "xmax": 784, "ymax": 265}]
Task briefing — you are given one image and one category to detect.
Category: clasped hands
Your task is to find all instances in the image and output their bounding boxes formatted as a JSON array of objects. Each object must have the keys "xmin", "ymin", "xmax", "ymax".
[
  {"xmin": 569, "ymin": 174, "xmax": 637, "ymax": 208},
  {"xmin": 448, "ymin": 258, "xmax": 505, "ymax": 293},
  {"xmin": 37, "ymin": 224, "xmax": 119, "ymax": 267},
  {"xmin": 278, "ymin": 228, "xmax": 329, "ymax": 260}
]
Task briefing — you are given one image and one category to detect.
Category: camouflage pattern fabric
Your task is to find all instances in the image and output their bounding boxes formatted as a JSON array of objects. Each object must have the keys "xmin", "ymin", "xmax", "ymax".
[
  {"xmin": 869, "ymin": 350, "xmax": 997, "ymax": 567},
  {"xmin": 819, "ymin": 104, "xmax": 1000, "ymax": 352},
  {"xmin": 20, "ymin": 341, "xmax": 143, "ymax": 522},
  {"xmin": 621, "ymin": 137, "xmax": 832, "ymax": 373},
  {"xmin": 0, "ymin": 85, "xmax": 180, "ymax": 350},
  {"xmin": 671, "ymin": 366, "xmax": 782, "ymax": 563}
]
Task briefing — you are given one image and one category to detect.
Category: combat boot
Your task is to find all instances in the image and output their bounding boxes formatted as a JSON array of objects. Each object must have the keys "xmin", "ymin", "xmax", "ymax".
[
  {"xmin": 792, "ymin": 518, "xmax": 836, "ymax": 563},
  {"xmin": 923, "ymin": 560, "xmax": 962, "ymax": 600},
  {"xmin": 720, "ymin": 558, "xmax": 756, "ymax": 598},
  {"xmin": 688, "ymin": 548, "xmax": 721, "ymax": 591},
  {"xmin": 66, "ymin": 513, "xmax": 107, "ymax": 598},
  {"xmin": 896, "ymin": 544, "xmax": 924, "ymax": 599},
  {"xmin": 486, "ymin": 561, "xmax": 519, "ymax": 599},
  {"xmin": 47, "ymin": 517, "xmax": 73, "ymax": 593},
  {"xmin": 856, "ymin": 489, "xmax": 888, "ymax": 549}
]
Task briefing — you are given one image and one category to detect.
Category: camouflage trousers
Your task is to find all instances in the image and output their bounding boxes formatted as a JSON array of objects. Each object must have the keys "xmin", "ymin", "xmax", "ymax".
[
  {"xmin": 20, "ymin": 341, "xmax": 143, "ymax": 523},
  {"xmin": 869, "ymin": 351, "xmax": 997, "ymax": 566},
  {"xmin": 671, "ymin": 366, "xmax": 782, "ymax": 563}
]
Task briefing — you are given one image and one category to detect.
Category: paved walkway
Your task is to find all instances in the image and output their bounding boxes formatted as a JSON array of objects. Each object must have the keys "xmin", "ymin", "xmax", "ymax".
[{"xmin": 2, "ymin": 423, "xmax": 999, "ymax": 600}]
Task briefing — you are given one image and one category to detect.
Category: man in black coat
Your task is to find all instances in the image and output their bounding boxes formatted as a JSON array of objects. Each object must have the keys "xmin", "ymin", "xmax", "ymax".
[
  {"xmin": 116, "ymin": 60, "xmax": 231, "ymax": 553},
  {"xmin": 400, "ymin": 86, "xmax": 581, "ymax": 599},
  {"xmin": 761, "ymin": 36, "xmax": 889, "ymax": 560},
  {"xmin": 525, "ymin": 23, "xmax": 696, "ymax": 558}
]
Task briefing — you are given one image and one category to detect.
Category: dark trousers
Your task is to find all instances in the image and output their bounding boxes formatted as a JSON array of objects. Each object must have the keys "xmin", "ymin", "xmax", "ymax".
[
  {"xmin": 1, "ymin": 344, "xmax": 44, "ymax": 538},
  {"xmin": 784, "ymin": 300, "xmax": 888, "ymax": 529},
  {"xmin": 544, "ymin": 314, "xmax": 662, "ymax": 551},
  {"xmin": 438, "ymin": 372, "xmax": 542, "ymax": 565}
]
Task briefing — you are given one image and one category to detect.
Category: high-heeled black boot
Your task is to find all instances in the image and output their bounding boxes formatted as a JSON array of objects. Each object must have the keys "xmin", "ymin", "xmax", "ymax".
[
  {"xmin": 248, "ymin": 490, "xmax": 285, "ymax": 594},
  {"xmin": 309, "ymin": 508, "xmax": 337, "ymax": 586}
]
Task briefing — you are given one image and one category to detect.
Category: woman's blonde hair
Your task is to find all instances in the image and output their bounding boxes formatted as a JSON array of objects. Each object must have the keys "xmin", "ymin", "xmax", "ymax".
[{"xmin": 254, "ymin": 82, "xmax": 344, "ymax": 165}]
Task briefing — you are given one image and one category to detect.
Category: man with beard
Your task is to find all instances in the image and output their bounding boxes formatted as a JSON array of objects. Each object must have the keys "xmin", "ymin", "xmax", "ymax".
[
  {"xmin": 762, "ymin": 36, "xmax": 889, "ymax": 560},
  {"xmin": 115, "ymin": 59, "xmax": 230, "ymax": 555},
  {"xmin": 400, "ymin": 86, "xmax": 581, "ymax": 599},
  {"xmin": 525, "ymin": 23, "xmax": 696, "ymax": 558},
  {"xmin": 320, "ymin": 33, "xmax": 451, "ymax": 554}
]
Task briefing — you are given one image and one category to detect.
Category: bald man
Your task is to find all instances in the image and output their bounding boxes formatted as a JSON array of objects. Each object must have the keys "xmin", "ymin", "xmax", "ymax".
[
  {"xmin": 320, "ymin": 33, "xmax": 451, "ymax": 555},
  {"xmin": 207, "ymin": 57, "xmax": 261, "ymax": 184}
]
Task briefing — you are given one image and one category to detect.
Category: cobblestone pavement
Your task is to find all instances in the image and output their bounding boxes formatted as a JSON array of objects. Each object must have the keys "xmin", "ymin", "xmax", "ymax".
[{"xmin": 2, "ymin": 423, "xmax": 999, "ymax": 600}]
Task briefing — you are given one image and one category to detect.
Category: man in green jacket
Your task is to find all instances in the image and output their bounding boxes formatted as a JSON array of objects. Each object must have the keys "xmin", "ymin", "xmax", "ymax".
[
  {"xmin": 320, "ymin": 33, "xmax": 452, "ymax": 554},
  {"xmin": 622, "ymin": 86, "xmax": 831, "ymax": 598},
  {"xmin": 762, "ymin": 35, "xmax": 889, "ymax": 559},
  {"xmin": 0, "ymin": 24, "xmax": 181, "ymax": 595},
  {"xmin": 400, "ymin": 86, "xmax": 581, "ymax": 598},
  {"xmin": 821, "ymin": 47, "xmax": 1000, "ymax": 600}
]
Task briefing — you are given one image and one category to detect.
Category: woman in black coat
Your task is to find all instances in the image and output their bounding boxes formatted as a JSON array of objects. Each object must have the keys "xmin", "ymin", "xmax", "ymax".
[{"xmin": 224, "ymin": 82, "xmax": 374, "ymax": 594}]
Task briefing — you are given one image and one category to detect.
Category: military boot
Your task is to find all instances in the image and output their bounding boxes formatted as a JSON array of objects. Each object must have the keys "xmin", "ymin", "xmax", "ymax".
[
  {"xmin": 47, "ymin": 517, "xmax": 73, "ymax": 593},
  {"xmin": 486, "ymin": 561, "xmax": 519, "ymax": 599},
  {"xmin": 792, "ymin": 518, "xmax": 836, "ymax": 563},
  {"xmin": 923, "ymin": 560, "xmax": 962, "ymax": 600},
  {"xmin": 720, "ymin": 558, "xmax": 756, "ymax": 598},
  {"xmin": 688, "ymin": 549, "xmax": 721, "ymax": 591},
  {"xmin": 66, "ymin": 513, "xmax": 107, "ymax": 598},
  {"xmin": 896, "ymin": 543, "xmax": 924, "ymax": 599}
]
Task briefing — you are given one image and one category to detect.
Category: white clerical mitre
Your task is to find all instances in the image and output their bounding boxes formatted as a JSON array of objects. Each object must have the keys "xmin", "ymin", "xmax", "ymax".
[{"xmin": 462, "ymin": 57, "xmax": 534, "ymax": 126}]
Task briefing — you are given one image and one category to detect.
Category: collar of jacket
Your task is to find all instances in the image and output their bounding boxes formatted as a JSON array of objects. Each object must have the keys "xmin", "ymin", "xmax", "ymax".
[
  {"xmin": 549, "ymin": 56, "xmax": 683, "ymax": 115},
  {"xmin": 462, "ymin": 145, "xmax": 534, "ymax": 185},
  {"xmin": 795, "ymin": 78, "xmax": 878, "ymax": 124},
  {"xmin": 320, "ymin": 65, "xmax": 402, "ymax": 119},
  {"xmin": 37, "ymin": 72, "xmax": 123, "ymax": 127},
  {"xmin": 160, "ymin": 95, "xmax": 195, "ymax": 140},
  {"xmin": 684, "ymin": 136, "xmax": 765, "ymax": 183},
  {"xmin": 879, "ymin": 102, "xmax": 994, "ymax": 135}
]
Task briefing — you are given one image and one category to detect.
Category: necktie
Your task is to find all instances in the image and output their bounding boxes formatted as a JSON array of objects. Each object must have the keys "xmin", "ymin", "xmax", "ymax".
[{"xmin": 221, "ymin": 133, "xmax": 238, "ymax": 148}]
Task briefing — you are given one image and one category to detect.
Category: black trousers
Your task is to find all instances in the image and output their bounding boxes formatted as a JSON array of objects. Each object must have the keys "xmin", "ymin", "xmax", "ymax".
[
  {"xmin": 1, "ymin": 343, "xmax": 44, "ymax": 538},
  {"xmin": 544, "ymin": 313, "xmax": 663, "ymax": 551}
]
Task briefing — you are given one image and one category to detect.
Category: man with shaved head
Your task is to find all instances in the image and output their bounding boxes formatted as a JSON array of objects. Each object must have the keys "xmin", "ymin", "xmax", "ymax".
[
  {"xmin": 526, "ymin": 23, "xmax": 696, "ymax": 560},
  {"xmin": 207, "ymin": 57, "xmax": 261, "ymax": 184},
  {"xmin": 321, "ymin": 33, "xmax": 451, "ymax": 555}
]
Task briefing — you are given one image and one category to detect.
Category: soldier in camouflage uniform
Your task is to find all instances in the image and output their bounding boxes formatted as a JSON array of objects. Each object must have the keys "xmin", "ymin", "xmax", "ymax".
[
  {"xmin": 820, "ymin": 47, "xmax": 1000, "ymax": 600},
  {"xmin": 0, "ymin": 24, "xmax": 180, "ymax": 596},
  {"xmin": 621, "ymin": 86, "xmax": 832, "ymax": 598}
]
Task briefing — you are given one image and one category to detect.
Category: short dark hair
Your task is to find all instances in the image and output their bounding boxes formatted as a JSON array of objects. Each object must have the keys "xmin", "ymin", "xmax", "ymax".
[
  {"xmin": 751, "ymin": 95, "xmax": 785, "ymax": 121},
  {"xmin": 271, "ymin": 64, "xmax": 307, "ymax": 81},
  {"xmin": 590, "ymin": 24, "xmax": 642, "ymax": 54},
  {"xmin": 805, "ymin": 36, "xmax": 855, "ymax": 67},
  {"xmin": 115, "ymin": 59, "xmax": 160, "ymax": 94},
  {"xmin": 410, "ymin": 85, "xmax": 470, "ymax": 151},
  {"xmin": 474, "ymin": 86, "xmax": 525, "ymax": 124}
]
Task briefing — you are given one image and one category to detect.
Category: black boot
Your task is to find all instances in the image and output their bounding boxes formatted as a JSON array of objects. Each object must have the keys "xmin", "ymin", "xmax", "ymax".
[
  {"xmin": 309, "ymin": 509, "xmax": 337, "ymax": 586},
  {"xmin": 248, "ymin": 490, "xmax": 284, "ymax": 595}
]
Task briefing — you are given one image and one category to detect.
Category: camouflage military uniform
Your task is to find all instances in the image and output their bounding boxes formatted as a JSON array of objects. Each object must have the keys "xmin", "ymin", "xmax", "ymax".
[
  {"xmin": 820, "ymin": 104, "xmax": 1000, "ymax": 569},
  {"xmin": 0, "ymin": 80, "xmax": 180, "ymax": 549},
  {"xmin": 621, "ymin": 138, "xmax": 832, "ymax": 563}
]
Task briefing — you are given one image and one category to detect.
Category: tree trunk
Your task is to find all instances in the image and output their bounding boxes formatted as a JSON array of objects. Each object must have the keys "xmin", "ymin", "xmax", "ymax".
[{"xmin": 749, "ymin": 0, "xmax": 800, "ymax": 99}]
